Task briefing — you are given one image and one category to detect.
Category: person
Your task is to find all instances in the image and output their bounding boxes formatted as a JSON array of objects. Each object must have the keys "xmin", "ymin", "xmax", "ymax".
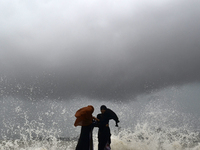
[
  {"xmin": 74, "ymin": 105, "xmax": 99, "ymax": 150},
  {"xmin": 96, "ymin": 105, "xmax": 119, "ymax": 150}
]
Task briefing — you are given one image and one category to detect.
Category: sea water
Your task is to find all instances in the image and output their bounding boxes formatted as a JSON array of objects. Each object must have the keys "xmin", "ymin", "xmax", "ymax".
[
  {"xmin": 0, "ymin": 91, "xmax": 200, "ymax": 150},
  {"xmin": 0, "ymin": 123, "xmax": 200, "ymax": 150}
]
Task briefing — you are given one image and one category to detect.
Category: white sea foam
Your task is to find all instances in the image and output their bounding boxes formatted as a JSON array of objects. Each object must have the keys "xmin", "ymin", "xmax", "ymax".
[
  {"xmin": 0, "ymin": 89, "xmax": 200, "ymax": 150},
  {"xmin": 1, "ymin": 124, "xmax": 200, "ymax": 150}
]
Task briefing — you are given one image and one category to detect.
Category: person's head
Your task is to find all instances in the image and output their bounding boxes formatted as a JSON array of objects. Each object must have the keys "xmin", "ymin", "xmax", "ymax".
[
  {"xmin": 100, "ymin": 105, "xmax": 107, "ymax": 114},
  {"xmin": 88, "ymin": 105, "xmax": 94, "ymax": 114}
]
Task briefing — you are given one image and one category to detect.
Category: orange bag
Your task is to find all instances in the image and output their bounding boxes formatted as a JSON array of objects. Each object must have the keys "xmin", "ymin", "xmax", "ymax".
[{"xmin": 74, "ymin": 105, "xmax": 94, "ymax": 127}]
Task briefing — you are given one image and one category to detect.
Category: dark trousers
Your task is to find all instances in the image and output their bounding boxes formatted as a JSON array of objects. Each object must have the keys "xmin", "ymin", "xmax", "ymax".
[
  {"xmin": 98, "ymin": 126, "xmax": 111, "ymax": 150},
  {"xmin": 76, "ymin": 124, "xmax": 94, "ymax": 150}
]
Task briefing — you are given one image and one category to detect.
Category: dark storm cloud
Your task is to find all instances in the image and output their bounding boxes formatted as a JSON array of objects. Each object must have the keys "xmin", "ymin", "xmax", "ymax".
[{"xmin": 0, "ymin": 0, "xmax": 200, "ymax": 100}]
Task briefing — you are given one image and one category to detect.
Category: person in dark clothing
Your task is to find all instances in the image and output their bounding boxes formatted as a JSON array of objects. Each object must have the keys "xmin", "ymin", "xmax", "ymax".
[
  {"xmin": 74, "ymin": 105, "xmax": 99, "ymax": 150},
  {"xmin": 75, "ymin": 123, "xmax": 94, "ymax": 150},
  {"xmin": 96, "ymin": 105, "xmax": 119, "ymax": 150},
  {"xmin": 76, "ymin": 120, "xmax": 101, "ymax": 150}
]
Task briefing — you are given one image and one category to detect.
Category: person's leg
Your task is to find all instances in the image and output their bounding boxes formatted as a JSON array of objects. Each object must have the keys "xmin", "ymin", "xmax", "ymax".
[
  {"xmin": 89, "ymin": 125, "xmax": 94, "ymax": 150},
  {"xmin": 98, "ymin": 138, "xmax": 107, "ymax": 150},
  {"xmin": 76, "ymin": 125, "xmax": 93, "ymax": 150},
  {"xmin": 98, "ymin": 128, "xmax": 110, "ymax": 150}
]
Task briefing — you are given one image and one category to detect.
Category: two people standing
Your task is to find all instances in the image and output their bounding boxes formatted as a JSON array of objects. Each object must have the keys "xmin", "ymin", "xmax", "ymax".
[{"xmin": 74, "ymin": 105, "xmax": 119, "ymax": 150}]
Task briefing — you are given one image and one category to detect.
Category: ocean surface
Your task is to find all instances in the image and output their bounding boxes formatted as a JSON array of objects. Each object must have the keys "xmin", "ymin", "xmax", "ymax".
[{"xmin": 0, "ymin": 86, "xmax": 200, "ymax": 150}]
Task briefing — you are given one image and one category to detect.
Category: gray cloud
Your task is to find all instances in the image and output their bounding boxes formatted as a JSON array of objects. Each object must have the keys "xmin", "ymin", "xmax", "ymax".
[{"xmin": 0, "ymin": 0, "xmax": 200, "ymax": 100}]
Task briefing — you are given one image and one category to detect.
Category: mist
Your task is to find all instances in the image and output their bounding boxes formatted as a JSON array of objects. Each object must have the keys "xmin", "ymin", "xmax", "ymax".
[{"xmin": 1, "ymin": 84, "xmax": 200, "ymax": 140}]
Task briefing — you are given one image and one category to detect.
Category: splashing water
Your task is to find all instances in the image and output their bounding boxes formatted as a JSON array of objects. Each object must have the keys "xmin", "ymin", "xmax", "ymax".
[
  {"xmin": 0, "ymin": 91, "xmax": 200, "ymax": 149},
  {"xmin": 110, "ymin": 124, "xmax": 200, "ymax": 150}
]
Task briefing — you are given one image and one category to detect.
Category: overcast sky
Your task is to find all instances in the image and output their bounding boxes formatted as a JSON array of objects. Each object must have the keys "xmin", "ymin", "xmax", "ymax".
[{"xmin": 0, "ymin": 0, "xmax": 200, "ymax": 100}]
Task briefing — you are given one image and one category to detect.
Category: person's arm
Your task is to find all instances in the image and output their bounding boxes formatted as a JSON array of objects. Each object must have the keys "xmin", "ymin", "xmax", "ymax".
[
  {"xmin": 92, "ymin": 116, "xmax": 99, "ymax": 121},
  {"xmin": 114, "ymin": 117, "xmax": 119, "ymax": 127},
  {"xmin": 107, "ymin": 109, "xmax": 120, "ymax": 127}
]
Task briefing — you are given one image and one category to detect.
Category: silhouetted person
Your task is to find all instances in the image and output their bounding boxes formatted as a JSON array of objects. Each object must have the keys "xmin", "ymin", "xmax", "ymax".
[
  {"xmin": 74, "ymin": 105, "xmax": 98, "ymax": 150},
  {"xmin": 96, "ymin": 105, "xmax": 119, "ymax": 150}
]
